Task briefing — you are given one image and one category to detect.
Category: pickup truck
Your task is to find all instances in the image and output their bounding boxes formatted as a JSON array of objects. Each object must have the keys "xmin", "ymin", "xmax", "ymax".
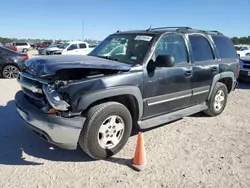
[
  {"xmin": 15, "ymin": 27, "xmax": 239, "ymax": 159},
  {"xmin": 236, "ymin": 45, "xmax": 250, "ymax": 57},
  {"xmin": 45, "ymin": 41, "xmax": 95, "ymax": 56}
]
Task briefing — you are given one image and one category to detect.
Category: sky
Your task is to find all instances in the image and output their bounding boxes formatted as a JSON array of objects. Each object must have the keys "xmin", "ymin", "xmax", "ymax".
[{"xmin": 0, "ymin": 0, "xmax": 249, "ymax": 40}]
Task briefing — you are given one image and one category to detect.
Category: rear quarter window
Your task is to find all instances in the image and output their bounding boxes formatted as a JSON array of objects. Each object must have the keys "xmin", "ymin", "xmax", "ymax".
[{"xmin": 211, "ymin": 36, "xmax": 238, "ymax": 58}]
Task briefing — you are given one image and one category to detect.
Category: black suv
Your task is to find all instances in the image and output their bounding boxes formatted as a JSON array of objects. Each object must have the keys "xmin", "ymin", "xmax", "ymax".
[{"xmin": 15, "ymin": 27, "xmax": 239, "ymax": 159}]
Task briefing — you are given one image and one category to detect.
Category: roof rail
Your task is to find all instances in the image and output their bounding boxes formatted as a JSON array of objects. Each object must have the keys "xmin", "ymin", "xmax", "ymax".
[
  {"xmin": 147, "ymin": 26, "xmax": 192, "ymax": 31},
  {"xmin": 204, "ymin": 30, "xmax": 223, "ymax": 35}
]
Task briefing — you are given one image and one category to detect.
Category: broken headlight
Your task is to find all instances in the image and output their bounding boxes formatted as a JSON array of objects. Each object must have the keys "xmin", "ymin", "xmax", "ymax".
[{"xmin": 42, "ymin": 84, "xmax": 70, "ymax": 111}]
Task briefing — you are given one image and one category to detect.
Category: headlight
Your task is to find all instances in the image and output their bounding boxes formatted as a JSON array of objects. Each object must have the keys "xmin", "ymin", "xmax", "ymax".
[{"xmin": 42, "ymin": 84, "xmax": 70, "ymax": 111}]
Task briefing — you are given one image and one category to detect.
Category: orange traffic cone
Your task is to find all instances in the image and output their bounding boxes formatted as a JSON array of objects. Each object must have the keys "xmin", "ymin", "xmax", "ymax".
[{"xmin": 131, "ymin": 132, "xmax": 147, "ymax": 171}]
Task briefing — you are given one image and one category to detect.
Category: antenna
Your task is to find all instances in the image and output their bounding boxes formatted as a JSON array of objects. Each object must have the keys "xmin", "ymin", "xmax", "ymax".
[
  {"xmin": 146, "ymin": 24, "xmax": 152, "ymax": 31},
  {"xmin": 82, "ymin": 20, "xmax": 84, "ymax": 41}
]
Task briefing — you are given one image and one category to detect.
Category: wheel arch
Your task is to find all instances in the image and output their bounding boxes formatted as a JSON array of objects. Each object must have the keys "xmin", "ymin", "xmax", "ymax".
[
  {"xmin": 76, "ymin": 86, "xmax": 143, "ymax": 121},
  {"xmin": 207, "ymin": 72, "xmax": 235, "ymax": 100}
]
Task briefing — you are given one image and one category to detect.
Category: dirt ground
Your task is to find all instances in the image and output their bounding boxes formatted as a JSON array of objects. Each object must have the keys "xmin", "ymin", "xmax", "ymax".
[{"xmin": 0, "ymin": 51, "xmax": 249, "ymax": 188}]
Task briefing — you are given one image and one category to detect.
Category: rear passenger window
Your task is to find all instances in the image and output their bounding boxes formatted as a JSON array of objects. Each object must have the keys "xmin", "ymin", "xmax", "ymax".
[
  {"xmin": 79, "ymin": 43, "xmax": 87, "ymax": 48},
  {"xmin": 212, "ymin": 36, "xmax": 238, "ymax": 58},
  {"xmin": 189, "ymin": 35, "xmax": 214, "ymax": 62}
]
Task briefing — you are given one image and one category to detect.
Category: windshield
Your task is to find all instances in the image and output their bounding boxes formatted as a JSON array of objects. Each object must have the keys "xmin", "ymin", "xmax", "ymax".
[
  {"xmin": 89, "ymin": 34, "xmax": 155, "ymax": 65},
  {"xmin": 58, "ymin": 42, "xmax": 70, "ymax": 49}
]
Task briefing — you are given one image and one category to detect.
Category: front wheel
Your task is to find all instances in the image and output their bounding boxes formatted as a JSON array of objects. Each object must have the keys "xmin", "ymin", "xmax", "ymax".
[
  {"xmin": 79, "ymin": 102, "xmax": 133, "ymax": 159},
  {"xmin": 203, "ymin": 82, "xmax": 228, "ymax": 116}
]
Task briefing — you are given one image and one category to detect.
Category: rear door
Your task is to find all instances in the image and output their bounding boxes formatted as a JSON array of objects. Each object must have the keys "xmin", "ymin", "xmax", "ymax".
[
  {"xmin": 79, "ymin": 43, "xmax": 89, "ymax": 55},
  {"xmin": 187, "ymin": 34, "xmax": 218, "ymax": 105}
]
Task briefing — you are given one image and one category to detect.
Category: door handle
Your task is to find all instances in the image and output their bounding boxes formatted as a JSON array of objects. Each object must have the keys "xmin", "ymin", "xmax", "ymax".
[{"xmin": 185, "ymin": 70, "xmax": 192, "ymax": 77}]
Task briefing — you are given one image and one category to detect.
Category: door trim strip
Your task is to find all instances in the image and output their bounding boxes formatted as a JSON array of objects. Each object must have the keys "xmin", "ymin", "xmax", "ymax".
[
  {"xmin": 147, "ymin": 94, "xmax": 192, "ymax": 106},
  {"xmin": 146, "ymin": 89, "xmax": 192, "ymax": 106}
]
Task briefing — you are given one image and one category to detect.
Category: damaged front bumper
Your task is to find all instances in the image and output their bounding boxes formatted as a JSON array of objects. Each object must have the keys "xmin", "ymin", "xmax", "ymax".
[{"xmin": 15, "ymin": 91, "xmax": 86, "ymax": 150}]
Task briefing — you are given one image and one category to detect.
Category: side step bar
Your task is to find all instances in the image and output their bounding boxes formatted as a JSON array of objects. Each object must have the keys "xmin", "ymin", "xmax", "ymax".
[{"xmin": 137, "ymin": 103, "xmax": 208, "ymax": 129}]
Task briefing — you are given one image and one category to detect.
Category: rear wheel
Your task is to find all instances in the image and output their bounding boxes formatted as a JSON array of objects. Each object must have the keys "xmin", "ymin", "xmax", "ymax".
[
  {"xmin": 203, "ymin": 82, "xmax": 228, "ymax": 116},
  {"xmin": 2, "ymin": 65, "xmax": 19, "ymax": 79},
  {"xmin": 79, "ymin": 102, "xmax": 132, "ymax": 159}
]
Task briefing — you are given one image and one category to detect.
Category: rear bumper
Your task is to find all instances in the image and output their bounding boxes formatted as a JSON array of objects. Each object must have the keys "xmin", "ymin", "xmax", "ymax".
[{"xmin": 15, "ymin": 91, "xmax": 86, "ymax": 150}]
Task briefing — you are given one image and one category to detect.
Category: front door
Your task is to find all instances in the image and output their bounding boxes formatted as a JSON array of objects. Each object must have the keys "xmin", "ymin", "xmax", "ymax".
[
  {"xmin": 79, "ymin": 43, "xmax": 89, "ymax": 55},
  {"xmin": 64, "ymin": 44, "xmax": 79, "ymax": 54},
  {"xmin": 142, "ymin": 33, "xmax": 193, "ymax": 119},
  {"xmin": 187, "ymin": 34, "xmax": 218, "ymax": 105}
]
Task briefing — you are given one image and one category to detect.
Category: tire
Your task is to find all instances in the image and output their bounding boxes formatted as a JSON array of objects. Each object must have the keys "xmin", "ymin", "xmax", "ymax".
[
  {"xmin": 2, "ymin": 65, "xmax": 19, "ymax": 79},
  {"xmin": 79, "ymin": 102, "xmax": 133, "ymax": 159},
  {"xmin": 203, "ymin": 82, "xmax": 228, "ymax": 117},
  {"xmin": 23, "ymin": 48, "xmax": 28, "ymax": 53}
]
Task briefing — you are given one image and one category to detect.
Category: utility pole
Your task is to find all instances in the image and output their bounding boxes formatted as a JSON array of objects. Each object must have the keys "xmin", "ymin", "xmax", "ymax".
[{"xmin": 82, "ymin": 20, "xmax": 84, "ymax": 41}]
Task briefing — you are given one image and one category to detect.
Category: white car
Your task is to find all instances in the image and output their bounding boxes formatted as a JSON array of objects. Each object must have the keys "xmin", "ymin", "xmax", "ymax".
[
  {"xmin": 12, "ymin": 42, "xmax": 31, "ymax": 52},
  {"xmin": 60, "ymin": 41, "xmax": 95, "ymax": 55},
  {"xmin": 236, "ymin": 45, "xmax": 250, "ymax": 57}
]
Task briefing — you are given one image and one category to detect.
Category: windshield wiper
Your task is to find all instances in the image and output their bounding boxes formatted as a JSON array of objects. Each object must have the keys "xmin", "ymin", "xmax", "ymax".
[{"xmin": 97, "ymin": 56, "xmax": 119, "ymax": 61}]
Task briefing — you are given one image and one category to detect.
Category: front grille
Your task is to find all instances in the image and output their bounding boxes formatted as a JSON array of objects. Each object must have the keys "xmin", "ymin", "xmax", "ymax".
[
  {"xmin": 18, "ymin": 72, "xmax": 50, "ymax": 108},
  {"xmin": 242, "ymin": 60, "xmax": 250, "ymax": 70},
  {"xmin": 25, "ymin": 94, "xmax": 46, "ymax": 108},
  {"xmin": 243, "ymin": 64, "xmax": 250, "ymax": 69}
]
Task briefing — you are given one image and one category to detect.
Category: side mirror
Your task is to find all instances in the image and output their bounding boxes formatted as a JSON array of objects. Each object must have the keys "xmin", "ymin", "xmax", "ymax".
[{"xmin": 155, "ymin": 55, "xmax": 174, "ymax": 68}]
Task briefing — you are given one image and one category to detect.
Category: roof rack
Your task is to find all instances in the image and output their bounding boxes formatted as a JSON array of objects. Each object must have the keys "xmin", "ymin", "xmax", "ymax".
[
  {"xmin": 145, "ymin": 26, "xmax": 223, "ymax": 35},
  {"xmin": 147, "ymin": 26, "xmax": 192, "ymax": 31},
  {"xmin": 204, "ymin": 30, "xmax": 223, "ymax": 35}
]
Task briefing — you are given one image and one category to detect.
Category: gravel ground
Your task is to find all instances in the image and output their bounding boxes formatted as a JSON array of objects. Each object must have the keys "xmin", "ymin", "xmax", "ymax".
[{"xmin": 0, "ymin": 51, "xmax": 249, "ymax": 188}]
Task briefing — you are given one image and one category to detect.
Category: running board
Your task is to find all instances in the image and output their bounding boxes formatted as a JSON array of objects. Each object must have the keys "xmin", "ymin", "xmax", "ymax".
[{"xmin": 138, "ymin": 103, "xmax": 208, "ymax": 129}]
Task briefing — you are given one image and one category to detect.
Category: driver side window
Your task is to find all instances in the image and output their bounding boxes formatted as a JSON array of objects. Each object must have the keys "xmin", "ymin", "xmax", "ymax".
[
  {"xmin": 155, "ymin": 34, "xmax": 188, "ymax": 64},
  {"xmin": 67, "ymin": 44, "xmax": 78, "ymax": 51}
]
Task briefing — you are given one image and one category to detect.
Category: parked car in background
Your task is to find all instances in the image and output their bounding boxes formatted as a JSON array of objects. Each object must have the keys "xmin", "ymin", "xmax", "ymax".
[
  {"xmin": 60, "ymin": 41, "xmax": 95, "ymax": 55},
  {"xmin": 36, "ymin": 41, "xmax": 52, "ymax": 50},
  {"xmin": 38, "ymin": 44, "xmax": 61, "ymax": 55},
  {"xmin": 4, "ymin": 43, "xmax": 18, "ymax": 51},
  {"xmin": 0, "ymin": 46, "xmax": 28, "ymax": 78},
  {"xmin": 11, "ymin": 42, "xmax": 31, "ymax": 52},
  {"xmin": 238, "ymin": 56, "xmax": 250, "ymax": 81},
  {"xmin": 236, "ymin": 45, "xmax": 250, "ymax": 57},
  {"xmin": 44, "ymin": 44, "xmax": 64, "ymax": 55},
  {"xmin": 46, "ymin": 41, "xmax": 94, "ymax": 55}
]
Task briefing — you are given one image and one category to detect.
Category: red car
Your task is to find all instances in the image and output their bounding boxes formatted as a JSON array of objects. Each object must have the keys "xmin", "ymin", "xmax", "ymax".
[
  {"xmin": 5, "ymin": 45, "xmax": 17, "ymax": 52},
  {"xmin": 36, "ymin": 41, "xmax": 52, "ymax": 49}
]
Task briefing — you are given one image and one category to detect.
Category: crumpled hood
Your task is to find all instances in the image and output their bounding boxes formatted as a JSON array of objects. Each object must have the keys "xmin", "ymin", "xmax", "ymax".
[{"xmin": 23, "ymin": 55, "xmax": 131, "ymax": 77}]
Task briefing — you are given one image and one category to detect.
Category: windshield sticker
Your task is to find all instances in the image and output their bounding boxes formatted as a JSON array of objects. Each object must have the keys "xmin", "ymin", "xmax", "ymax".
[
  {"xmin": 134, "ymin": 35, "xmax": 152, "ymax": 41},
  {"xmin": 131, "ymin": 56, "xmax": 137, "ymax": 60}
]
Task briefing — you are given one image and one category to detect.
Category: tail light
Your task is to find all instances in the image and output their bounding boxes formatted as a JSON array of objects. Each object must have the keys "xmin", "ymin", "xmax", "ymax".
[{"xmin": 21, "ymin": 55, "xmax": 29, "ymax": 61}]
